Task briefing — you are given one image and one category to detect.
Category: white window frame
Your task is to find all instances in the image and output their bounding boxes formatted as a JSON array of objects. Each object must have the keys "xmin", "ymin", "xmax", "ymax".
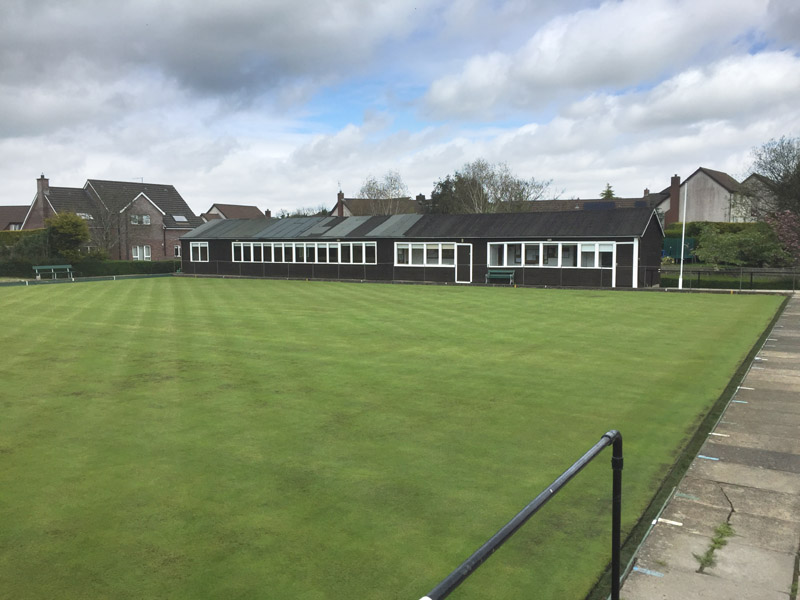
[
  {"xmin": 174, "ymin": 244, "xmax": 181, "ymax": 258},
  {"xmin": 230, "ymin": 241, "xmax": 376, "ymax": 265},
  {"xmin": 142, "ymin": 215, "xmax": 151, "ymax": 225},
  {"xmin": 131, "ymin": 244, "xmax": 151, "ymax": 261},
  {"xmin": 130, "ymin": 214, "xmax": 139, "ymax": 225},
  {"xmin": 487, "ymin": 241, "xmax": 616, "ymax": 269},
  {"xmin": 190, "ymin": 242, "xmax": 209, "ymax": 262},
  {"xmin": 394, "ymin": 242, "xmax": 457, "ymax": 267}
]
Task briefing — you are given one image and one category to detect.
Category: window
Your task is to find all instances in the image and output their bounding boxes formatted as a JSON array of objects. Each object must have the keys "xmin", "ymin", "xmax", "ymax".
[
  {"xmin": 173, "ymin": 215, "xmax": 188, "ymax": 222},
  {"xmin": 411, "ymin": 244, "xmax": 424, "ymax": 265},
  {"xmin": 489, "ymin": 244, "xmax": 504, "ymax": 267},
  {"xmin": 442, "ymin": 244, "xmax": 455, "ymax": 265},
  {"xmin": 142, "ymin": 215, "xmax": 151, "ymax": 225},
  {"xmin": 190, "ymin": 242, "xmax": 208, "ymax": 262},
  {"xmin": 397, "ymin": 242, "xmax": 457, "ymax": 267},
  {"xmin": 580, "ymin": 244, "xmax": 596, "ymax": 268},
  {"xmin": 561, "ymin": 244, "xmax": 577, "ymax": 267},
  {"xmin": 525, "ymin": 243, "xmax": 541, "ymax": 266},
  {"xmin": 131, "ymin": 214, "xmax": 139, "ymax": 225},
  {"xmin": 230, "ymin": 241, "xmax": 377, "ymax": 265},
  {"xmin": 132, "ymin": 245, "xmax": 151, "ymax": 261},
  {"xmin": 174, "ymin": 245, "xmax": 181, "ymax": 258},
  {"xmin": 77, "ymin": 212, "xmax": 93, "ymax": 220},
  {"xmin": 396, "ymin": 244, "xmax": 409, "ymax": 265},
  {"xmin": 543, "ymin": 244, "xmax": 559, "ymax": 266},
  {"xmin": 599, "ymin": 244, "xmax": 613, "ymax": 268},
  {"xmin": 130, "ymin": 214, "xmax": 151, "ymax": 225}
]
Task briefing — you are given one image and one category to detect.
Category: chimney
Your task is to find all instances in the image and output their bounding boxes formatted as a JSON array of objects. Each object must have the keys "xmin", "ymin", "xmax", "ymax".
[
  {"xmin": 36, "ymin": 173, "xmax": 50, "ymax": 228},
  {"xmin": 665, "ymin": 174, "xmax": 681, "ymax": 225},
  {"xmin": 264, "ymin": 209, "xmax": 271, "ymax": 218},
  {"xmin": 337, "ymin": 190, "xmax": 344, "ymax": 217},
  {"xmin": 643, "ymin": 188, "xmax": 649, "ymax": 197}
]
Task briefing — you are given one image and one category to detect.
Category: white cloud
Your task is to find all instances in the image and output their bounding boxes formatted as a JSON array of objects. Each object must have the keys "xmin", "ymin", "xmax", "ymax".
[{"xmin": 425, "ymin": 0, "xmax": 768, "ymax": 118}]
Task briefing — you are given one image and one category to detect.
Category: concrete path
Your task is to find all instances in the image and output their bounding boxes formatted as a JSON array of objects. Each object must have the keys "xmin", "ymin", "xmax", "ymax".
[{"xmin": 622, "ymin": 295, "xmax": 800, "ymax": 600}]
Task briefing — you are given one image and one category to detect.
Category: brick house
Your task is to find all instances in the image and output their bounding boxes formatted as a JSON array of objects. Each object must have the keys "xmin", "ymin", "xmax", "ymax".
[{"xmin": 22, "ymin": 175, "xmax": 203, "ymax": 260}]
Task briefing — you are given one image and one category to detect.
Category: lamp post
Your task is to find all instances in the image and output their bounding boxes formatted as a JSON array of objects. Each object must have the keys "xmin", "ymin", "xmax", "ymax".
[{"xmin": 678, "ymin": 184, "xmax": 688, "ymax": 289}]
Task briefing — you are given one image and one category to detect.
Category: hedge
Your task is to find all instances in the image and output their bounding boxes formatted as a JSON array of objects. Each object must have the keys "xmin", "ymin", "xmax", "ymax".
[
  {"xmin": 0, "ymin": 228, "xmax": 45, "ymax": 246},
  {"xmin": 663, "ymin": 221, "xmax": 766, "ymax": 238},
  {"xmin": 0, "ymin": 259, "xmax": 180, "ymax": 279}
]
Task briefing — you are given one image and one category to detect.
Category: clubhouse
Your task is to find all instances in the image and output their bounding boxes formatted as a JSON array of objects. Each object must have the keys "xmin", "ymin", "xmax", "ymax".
[{"xmin": 180, "ymin": 207, "xmax": 663, "ymax": 288}]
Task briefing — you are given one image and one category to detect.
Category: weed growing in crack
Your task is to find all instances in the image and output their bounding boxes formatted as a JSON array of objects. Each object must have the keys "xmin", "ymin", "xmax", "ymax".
[{"xmin": 693, "ymin": 522, "xmax": 735, "ymax": 573}]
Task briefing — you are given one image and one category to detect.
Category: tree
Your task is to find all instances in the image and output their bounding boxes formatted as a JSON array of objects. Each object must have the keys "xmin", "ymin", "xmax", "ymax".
[
  {"xmin": 765, "ymin": 210, "xmax": 800, "ymax": 265},
  {"xmin": 600, "ymin": 183, "xmax": 615, "ymax": 199},
  {"xmin": 356, "ymin": 170, "xmax": 410, "ymax": 215},
  {"xmin": 741, "ymin": 136, "xmax": 800, "ymax": 217},
  {"xmin": 46, "ymin": 212, "xmax": 90, "ymax": 261},
  {"xmin": 425, "ymin": 159, "xmax": 554, "ymax": 214},
  {"xmin": 694, "ymin": 223, "xmax": 790, "ymax": 267}
]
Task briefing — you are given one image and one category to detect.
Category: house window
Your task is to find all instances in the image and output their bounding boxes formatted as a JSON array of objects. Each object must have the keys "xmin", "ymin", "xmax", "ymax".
[
  {"xmin": 130, "ymin": 214, "xmax": 150, "ymax": 225},
  {"xmin": 190, "ymin": 242, "xmax": 208, "ymax": 262},
  {"xmin": 174, "ymin": 245, "xmax": 181, "ymax": 258},
  {"xmin": 132, "ymin": 245, "xmax": 151, "ymax": 261},
  {"xmin": 230, "ymin": 241, "xmax": 375, "ymax": 265},
  {"xmin": 142, "ymin": 215, "xmax": 150, "ymax": 225},
  {"xmin": 131, "ymin": 214, "xmax": 139, "ymax": 225}
]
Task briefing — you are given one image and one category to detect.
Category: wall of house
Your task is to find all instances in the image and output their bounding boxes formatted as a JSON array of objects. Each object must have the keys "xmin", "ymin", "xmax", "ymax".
[
  {"xmin": 683, "ymin": 174, "xmax": 733, "ymax": 222},
  {"xmin": 120, "ymin": 197, "xmax": 166, "ymax": 260},
  {"xmin": 181, "ymin": 233, "xmax": 661, "ymax": 288}
]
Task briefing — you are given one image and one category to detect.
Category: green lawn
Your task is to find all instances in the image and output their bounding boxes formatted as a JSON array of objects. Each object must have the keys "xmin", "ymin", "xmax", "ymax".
[{"xmin": 0, "ymin": 278, "xmax": 782, "ymax": 599}]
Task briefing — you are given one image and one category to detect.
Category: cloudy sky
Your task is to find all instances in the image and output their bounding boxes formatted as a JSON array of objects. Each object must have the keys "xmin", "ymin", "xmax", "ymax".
[{"xmin": 2, "ymin": 0, "xmax": 799, "ymax": 214}]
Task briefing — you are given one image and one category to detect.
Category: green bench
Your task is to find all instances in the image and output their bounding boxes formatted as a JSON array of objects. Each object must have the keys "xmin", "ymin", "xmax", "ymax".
[
  {"xmin": 485, "ymin": 268, "xmax": 515, "ymax": 284},
  {"xmin": 33, "ymin": 264, "xmax": 74, "ymax": 280}
]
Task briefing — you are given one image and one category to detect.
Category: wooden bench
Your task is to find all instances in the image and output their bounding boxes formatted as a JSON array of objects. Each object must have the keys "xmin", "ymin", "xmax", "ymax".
[
  {"xmin": 485, "ymin": 268, "xmax": 515, "ymax": 284},
  {"xmin": 33, "ymin": 264, "xmax": 73, "ymax": 280}
]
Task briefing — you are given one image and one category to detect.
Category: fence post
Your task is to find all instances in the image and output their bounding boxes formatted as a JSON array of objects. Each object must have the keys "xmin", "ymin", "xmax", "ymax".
[{"xmin": 611, "ymin": 435, "xmax": 623, "ymax": 600}]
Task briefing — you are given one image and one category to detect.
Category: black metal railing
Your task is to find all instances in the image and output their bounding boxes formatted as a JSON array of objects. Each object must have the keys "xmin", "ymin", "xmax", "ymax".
[{"xmin": 418, "ymin": 430, "xmax": 623, "ymax": 600}]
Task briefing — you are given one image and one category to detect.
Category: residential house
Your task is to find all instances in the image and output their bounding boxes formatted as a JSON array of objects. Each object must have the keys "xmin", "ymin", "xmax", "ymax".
[
  {"xmin": 330, "ymin": 191, "xmax": 425, "ymax": 216},
  {"xmin": 201, "ymin": 203, "xmax": 271, "ymax": 222},
  {"xmin": 659, "ymin": 168, "xmax": 751, "ymax": 225},
  {"xmin": 0, "ymin": 205, "xmax": 28, "ymax": 230},
  {"xmin": 22, "ymin": 175, "xmax": 203, "ymax": 260},
  {"xmin": 181, "ymin": 207, "xmax": 663, "ymax": 288}
]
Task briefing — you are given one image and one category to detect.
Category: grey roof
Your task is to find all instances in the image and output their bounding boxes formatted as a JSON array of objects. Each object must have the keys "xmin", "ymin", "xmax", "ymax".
[
  {"xmin": 46, "ymin": 187, "xmax": 98, "ymax": 217},
  {"xmin": 685, "ymin": 168, "xmax": 741, "ymax": 193},
  {"xmin": 207, "ymin": 203, "xmax": 266, "ymax": 219},
  {"xmin": 0, "ymin": 205, "xmax": 28, "ymax": 229},
  {"xmin": 183, "ymin": 208, "xmax": 660, "ymax": 241},
  {"xmin": 86, "ymin": 179, "xmax": 203, "ymax": 228}
]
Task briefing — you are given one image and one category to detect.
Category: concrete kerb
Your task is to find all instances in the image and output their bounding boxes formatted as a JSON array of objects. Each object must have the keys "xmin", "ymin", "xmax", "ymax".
[{"xmin": 0, "ymin": 273, "xmax": 176, "ymax": 287}]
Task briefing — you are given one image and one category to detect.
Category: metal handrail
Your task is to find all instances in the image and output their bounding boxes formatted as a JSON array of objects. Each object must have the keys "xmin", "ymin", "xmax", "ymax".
[{"xmin": 418, "ymin": 430, "xmax": 623, "ymax": 600}]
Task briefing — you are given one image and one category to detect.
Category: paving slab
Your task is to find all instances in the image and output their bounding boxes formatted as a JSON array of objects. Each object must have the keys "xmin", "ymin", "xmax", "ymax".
[
  {"xmin": 623, "ymin": 568, "xmax": 789, "ymax": 600},
  {"xmin": 707, "ymin": 429, "xmax": 800, "ymax": 454},
  {"xmin": 728, "ymin": 511, "xmax": 800, "ymax": 554},
  {"xmin": 687, "ymin": 459, "xmax": 800, "ymax": 495},
  {"xmin": 700, "ymin": 441, "xmax": 800, "ymax": 473}
]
